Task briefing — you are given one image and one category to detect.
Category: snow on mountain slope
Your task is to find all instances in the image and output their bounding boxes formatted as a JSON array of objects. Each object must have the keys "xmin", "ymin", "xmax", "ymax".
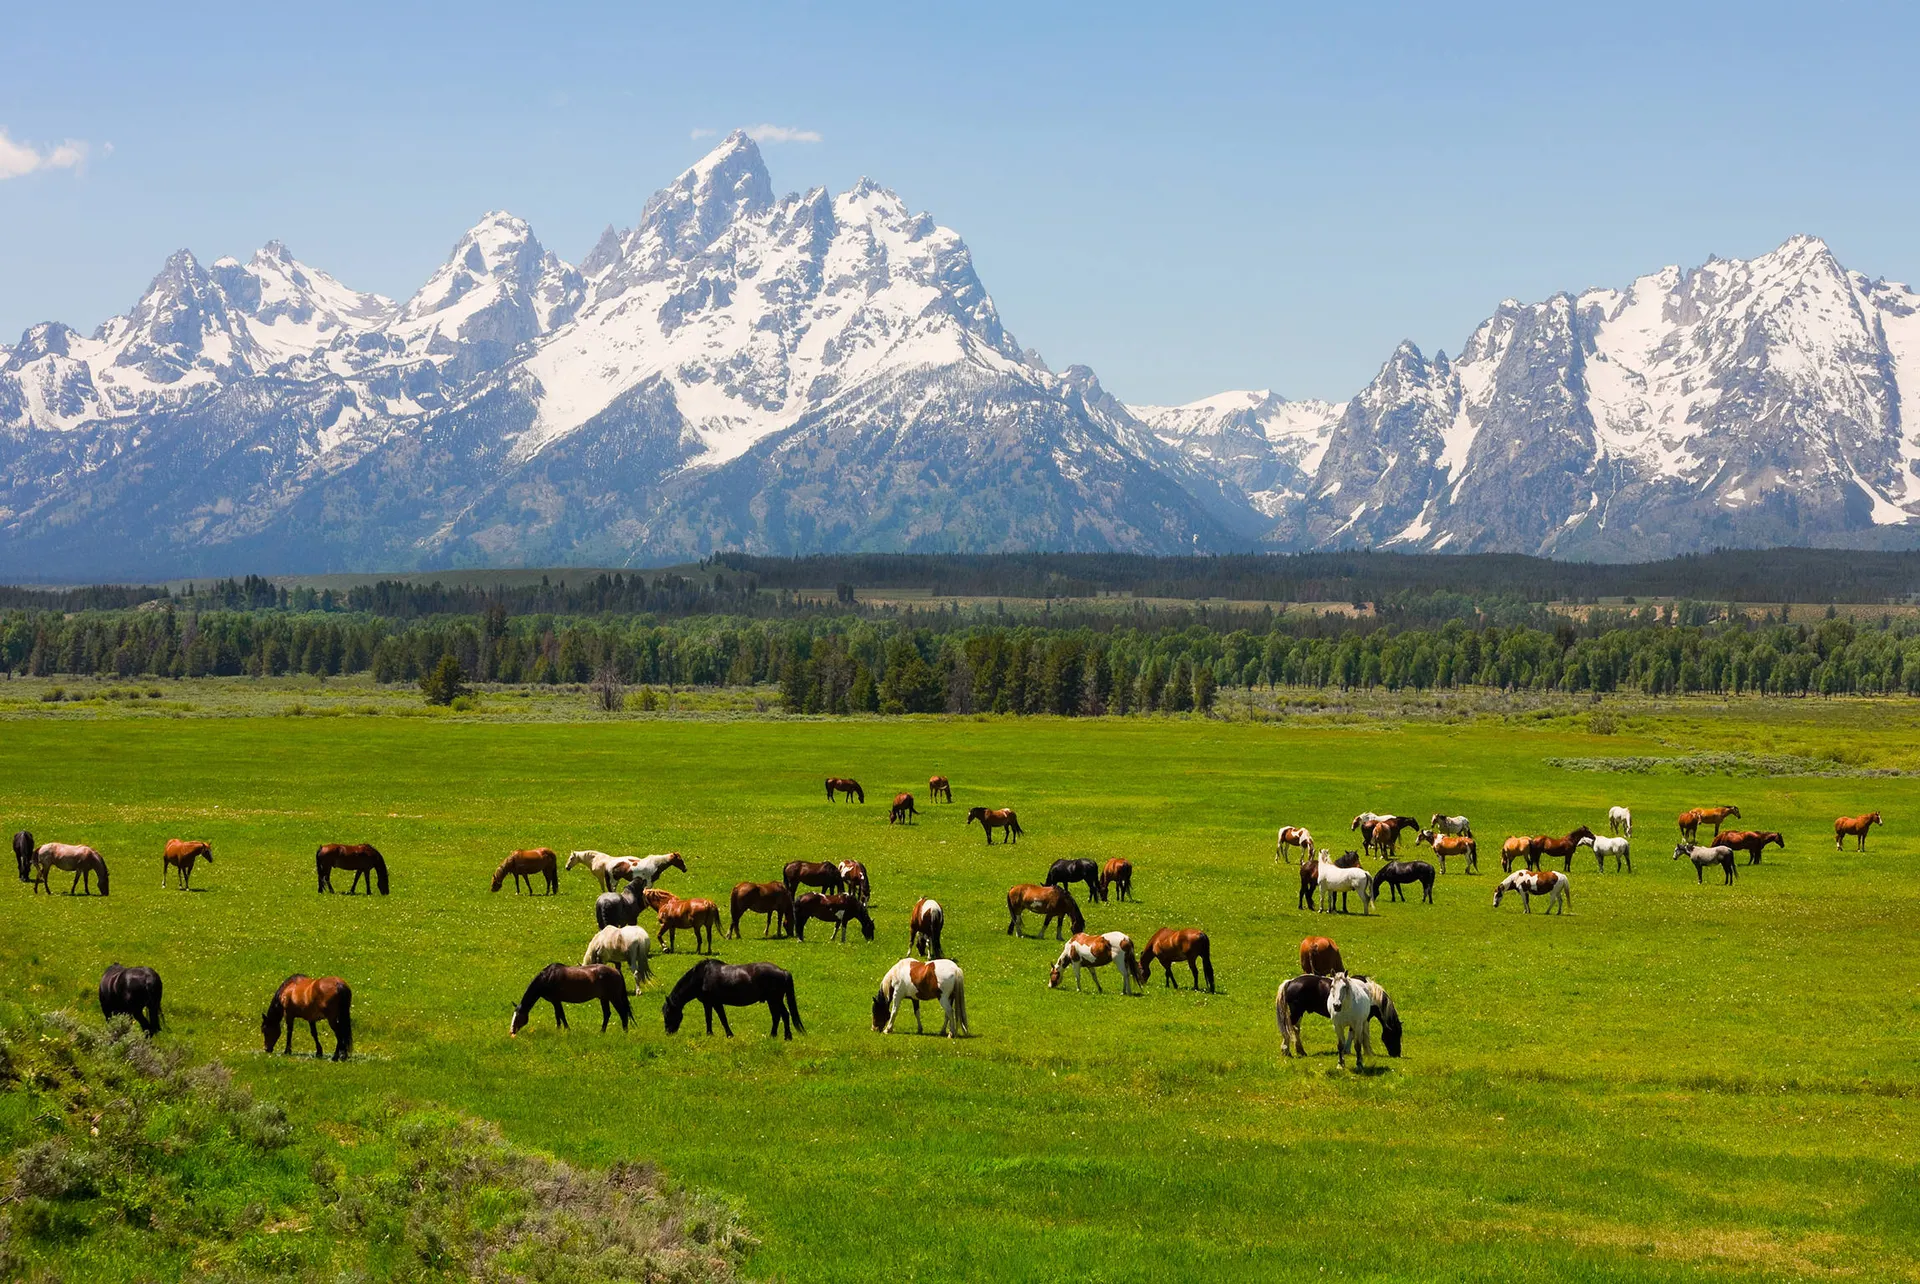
[{"xmin": 1131, "ymin": 389, "xmax": 1340, "ymax": 514}]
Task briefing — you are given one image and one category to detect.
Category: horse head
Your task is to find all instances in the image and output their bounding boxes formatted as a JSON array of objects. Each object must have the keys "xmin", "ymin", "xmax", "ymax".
[
  {"xmin": 965, "ymin": 807, "xmax": 985, "ymax": 827},
  {"xmin": 666, "ymin": 852, "xmax": 687, "ymax": 873},
  {"xmin": 1671, "ymin": 843, "xmax": 1689, "ymax": 860},
  {"xmin": 261, "ymin": 1005, "xmax": 283, "ymax": 1051},
  {"xmin": 872, "ymin": 986, "xmax": 893, "ymax": 1030},
  {"xmin": 1327, "ymin": 973, "xmax": 1351, "ymax": 1016},
  {"xmin": 1374, "ymin": 993, "xmax": 1403, "ymax": 1057}
]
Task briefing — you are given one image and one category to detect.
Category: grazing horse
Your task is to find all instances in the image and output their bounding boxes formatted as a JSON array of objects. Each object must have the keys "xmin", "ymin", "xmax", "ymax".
[
  {"xmin": 492, "ymin": 848, "xmax": 559, "ymax": 894},
  {"xmin": 509, "ymin": 963, "xmax": 631, "ymax": 1035},
  {"xmin": 595, "ymin": 875, "xmax": 654, "ymax": 931},
  {"xmin": 1418, "ymin": 830, "xmax": 1478, "ymax": 875},
  {"xmin": 928, "ymin": 775, "xmax": 953, "ymax": 804},
  {"xmin": 33, "ymin": 843, "xmax": 109, "ymax": 896},
  {"xmin": 662, "ymin": 959, "xmax": 802, "ymax": 1039},
  {"xmin": 1297, "ymin": 858, "xmax": 1320, "ymax": 910},
  {"xmin": 838, "ymin": 860, "xmax": 872, "ymax": 904},
  {"xmin": 1680, "ymin": 805, "xmax": 1740, "ymax": 842},
  {"xmin": 1327, "ymin": 972, "xmax": 1374, "ymax": 1070},
  {"xmin": 99, "ymin": 964, "xmax": 162, "ymax": 1034},
  {"xmin": 1716, "ymin": 830, "xmax": 1783, "ymax": 866},
  {"xmin": 1577, "ymin": 834, "xmax": 1632, "ymax": 873},
  {"xmin": 825, "ymin": 777, "xmax": 866, "ymax": 803},
  {"xmin": 1494, "ymin": 869, "xmax": 1570, "ymax": 914},
  {"xmin": 874, "ymin": 958, "xmax": 969, "ymax": 1036},
  {"xmin": 262, "ymin": 975, "xmax": 352, "ymax": 1060},
  {"xmin": 783, "ymin": 859, "xmax": 846, "ymax": 900},
  {"xmin": 1099, "ymin": 857, "xmax": 1134, "ymax": 902},
  {"xmin": 889, "ymin": 793, "xmax": 918, "ymax": 825},
  {"xmin": 909, "ymin": 897, "xmax": 945, "ymax": 959},
  {"xmin": 1274, "ymin": 826, "xmax": 1315, "ymax": 862},
  {"xmin": 1315, "ymin": 860, "xmax": 1374, "ymax": 915},
  {"xmin": 1276, "ymin": 974, "xmax": 1402, "ymax": 1060},
  {"xmin": 1135, "ymin": 928, "xmax": 1214, "ymax": 992},
  {"xmin": 1045, "ymin": 857, "xmax": 1103, "ymax": 903},
  {"xmin": 12, "ymin": 830, "xmax": 32, "ymax": 883},
  {"xmin": 1299, "ymin": 935, "xmax": 1343, "ymax": 976},
  {"xmin": 793, "ymin": 892, "xmax": 876, "ymax": 942},
  {"xmin": 582, "ymin": 924, "xmax": 653, "ymax": 990},
  {"xmin": 1608, "ymin": 806, "xmax": 1633, "ymax": 837},
  {"xmin": 1374, "ymin": 860, "xmax": 1435, "ymax": 904},
  {"xmin": 316, "ymin": 843, "xmax": 388, "ymax": 895},
  {"xmin": 1364, "ymin": 817, "xmax": 1420, "ymax": 859},
  {"xmin": 729, "ymin": 882, "xmax": 794, "ymax": 938},
  {"xmin": 1049, "ymin": 932, "xmax": 1138, "ymax": 995},
  {"xmin": 966, "ymin": 807, "xmax": 1023, "ymax": 845},
  {"xmin": 1532, "ymin": 826, "xmax": 1597, "ymax": 873},
  {"xmin": 1429, "ymin": 813, "xmax": 1473, "ymax": 839},
  {"xmin": 161, "ymin": 839, "xmax": 212, "ymax": 890},
  {"xmin": 1499, "ymin": 836, "xmax": 1534, "ymax": 874},
  {"xmin": 642, "ymin": 887, "xmax": 721, "ymax": 953},
  {"xmin": 1835, "ymin": 813, "xmax": 1883, "ymax": 851},
  {"xmin": 1005, "ymin": 884, "xmax": 1084, "ymax": 939},
  {"xmin": 1674, "ymin": 843, "xmax": 1738, "ymax": 885}
]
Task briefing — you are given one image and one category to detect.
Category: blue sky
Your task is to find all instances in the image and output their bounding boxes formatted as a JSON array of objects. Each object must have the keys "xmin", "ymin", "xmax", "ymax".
[{"xmin": 4, "ymin": 1, "xmax": 1919, "ymax": 405}]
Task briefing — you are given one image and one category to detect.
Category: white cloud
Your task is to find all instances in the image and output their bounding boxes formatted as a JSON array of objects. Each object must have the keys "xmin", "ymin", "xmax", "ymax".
[
  {"xmin": 0, "ymin": 129, "xmax": 90, "ymax": 181},
  {"xmin": 745, "ymin": 124, "xmax": 822, "ymax": 144},
  {"xmin": 689, "ymin": 127, "xmax": 717, "ymax": 140}
]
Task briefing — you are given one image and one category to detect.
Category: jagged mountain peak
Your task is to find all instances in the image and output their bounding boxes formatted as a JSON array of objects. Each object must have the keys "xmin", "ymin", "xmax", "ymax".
[{"xmin": 636, "ymin": 131, "xmax": 775, "ymax": 262}]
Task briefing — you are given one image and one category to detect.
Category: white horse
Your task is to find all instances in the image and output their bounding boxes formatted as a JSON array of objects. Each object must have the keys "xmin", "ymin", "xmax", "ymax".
[
  {"xmin": 1047, "ymin": 932, "xmax": 1138, "ymax": 995},
  {"xmin": 1578, "ymin": 833, "xmax": 1632, "ymax": 873},
  {"xmin": 33, "ymin": 843, "xmax": 109, "ymax": 896},
  {"xmin": 1315, "ymin": 861, "xmax": 1375, "ymax": 915},
  {"xmin": 1350, "ymin": 811, "xmax": 1391, "ymax": 832},
  {"xmin": 568, "ymin": 850, "xmax": 641, "ymax": 890},
  {"xmin": 1429, "ymin": 813, "xmax": 1472, "ymax": 838},
  {"xmin": 582, "ymin": 924, "xmax": 653, "ymax": 991},
  {"xmin": 872, "ymin": 957, "xmax": 969, "ymax": 1036},
  {"xmin": 1275, "ymin": 825, "xmax": 1315, "ymax": 862},
  {"xmin": 1494, "ymin": 869, "xmax": 1571, "ymax": 914},
  {"xmin": 1327, "ymin": 972, "xmax": 1373, "ymax": 1070}
]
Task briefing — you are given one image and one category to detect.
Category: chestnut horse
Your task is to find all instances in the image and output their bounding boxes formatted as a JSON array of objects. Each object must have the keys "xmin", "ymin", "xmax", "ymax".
[
  {"xmin": 1135, "ymin": 928, "xmax": 1214, "ymax": 992},
  {"xmin": 1364, "ymin": 816, "xmax": 1420, "ymax": 859},
  {"xmin": 316, "ymin": 843, "xmax": 388, "ymax": 895},
  {"xmin": 909, "ymin": 897, "xmax": 945, "ymax": 959},
  {"xmin": 1717, "ymin": 830, "xmax": 1784, "ymax": 865},
  {"xmin": 825, "ymin": 777, "xmax": 866, "ymax": 803},
  {"xmin": 729, "ymin": 881, "xmax": 794, "ymax": 938},
  {"xmin": 262, "ymin": 975, "xmax": 352, "ymax": 1060},
  {"xmin": 1299, "ymin": 935, "xmax": 1343, "ymax": 976},
  {"xmin": 1418, "ymin": 829, "xmax": 1477, "ymax": 875},
  {"xmin": 966, "ymin": 807, "xmax": 1023, "ymax": 845},
  {"xmin": 889, "ymin": 793, "xmax": 918, "ymax": 825},
  {"xmin": 1835, "ymin": 813, "xmax": 1883, "ymax": 851},
  {"xmin": 492, "ymin": 848, "xmax": 558, "ymax": 894},
  {"xmin": 1005, "ymin": 884, "xmax": 1083, "ymax": 939},
  {"xmin": 783, "ymin": 859, "xmax": 846, "ymax": 899},
  {"xmin": 642, "ymin": 888, "xmax": 721, "ymax": 953},
  {"xmin": 1499, "ymin": 836, "xmax": 1533, "ymax": 874},
  {"xmin": 838, "ymin": 860, "xmax": 872, "ymax": 904},
  {"xmin": 1679, "ymin": 805, "xmax": 1740, "ymax": 842},
  {"xmin": 509, "ymin": 963, "xmax": 631, "ymax": 1035},
  {"xmin": 793, "ymin": 892, "xmax": 876, "ymax": 942},
  {"xmin": 32, "ymin": 843, "xmax": 109, "ymax": 896},
  {"xmin": 161, "ymin": 839, "xmax": 212, "ymax": 890},
  {"xmin": 928, "ymin": 775, "xmax": 953, "ymax": 803},
  {"xmin": 1532, "ymin": 826, "xmax": 1597, "ymax": 874},
  {"xmin": 1099, "ymin": 857, "xmax": 1134, "ymax": 902}
]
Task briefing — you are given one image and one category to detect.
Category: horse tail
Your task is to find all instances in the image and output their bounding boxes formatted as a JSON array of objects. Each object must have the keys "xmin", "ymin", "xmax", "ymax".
[
  {"xmin": 784, "ymin": 976, "xmax": 805, "ymax": 1034},
  {"xmin": 1201, "ymin": 944, "xmax": 1215, "ymax": 991},
  {"xmin": 633, "ymin": 937, "xmax": 652, "ymax": 985},
  {"xmin": 951, "ymin": 973, "xmax": 969, "ymax": 1035},
  {"xmin": 150, "ymin": 974, "xmax": 163, "ymax": 1031},
  {"xmin": 335, "ymin": 985, "xmax": 353, "ymax": 1058},
  {"xmin": 611, "ymin": 987, "xmax": 633, "ymax": 1028},
  {"xmin": 1011, "ymin": 813, "xmax": 1024, "ymax": 836},
  {"xmin": 372, "ymin": 849, "xmax": 389, "ymax": 895}
]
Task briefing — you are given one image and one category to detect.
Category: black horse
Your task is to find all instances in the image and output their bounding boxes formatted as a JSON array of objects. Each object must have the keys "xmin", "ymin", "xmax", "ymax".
[
  {"xmin": 1375, "ymin": 860, "xmax": 1436, "ymax": 904},
  {"xmin": 98, "ymin": 963, "xmax": 162, "ymax": 1034},
  {"xmin": 1275, "ymin": 973, "xmax": 1402, "ymax": 1059},
  {"xmin": 595, "ymin": 874, "xmax": 650, "ymax": 930},
  {"xmin": 12, "ymin": 831, "xmax": 32, "ymax": 883},
  {"xmin": 662, "ymin": 959, "xmax": 803, "ymax": 1039},
  {"xmin": 793, "ymin": 893, "xmax": 876, "ymax": 942},
  {"xmin": 509, "ymin": 963, "xmax": 631, "ymax": 1035},
  {"xmin": 1044, "ymin": 858, "xmax": 1103, "ymax": 903}
]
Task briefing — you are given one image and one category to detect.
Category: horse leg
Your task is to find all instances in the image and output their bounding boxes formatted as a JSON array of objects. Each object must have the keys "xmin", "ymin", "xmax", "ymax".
[
  {"xmin": 308, "ymin": 1019, "xmax": 324, "ymax": 1057},
  {"xmin": 1188, "ymin": 959, "xmax": 1201, "ymax": 988},
  {"xmin": 913, "ymin": 998, "xmax": 925, "ymax": 1033},
  {"xmin": 716, "ymin": 1005, "xmax": 735, "ymax": 1037},
  {"xmin": 601, "ymin": 999, "xmax": 612, "ymax": 1032},
  {"xmin": 70, "ymin": 867, "xmax": 82, "ymax": 895}
]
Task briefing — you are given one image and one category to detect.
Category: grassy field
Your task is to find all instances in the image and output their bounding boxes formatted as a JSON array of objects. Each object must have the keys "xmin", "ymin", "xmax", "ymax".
[{"xmin": 3, "ymin": 695, "xmax": 1918, "ymax": 1281}]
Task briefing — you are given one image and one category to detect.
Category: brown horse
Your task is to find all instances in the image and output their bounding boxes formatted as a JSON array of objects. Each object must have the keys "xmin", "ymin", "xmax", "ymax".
[
  {"xmin": 928, "ymin": 775, "xmax": 953, "ymax": 803},
  {"xmin": 643, "ymin": 887, "xmax": 720, "ymax": 953},
  {"xmin": 1419, "ymin": 829, "xmax": 1477, "ymax": 875},
  {"xmin": 889, "ymin": 793, "xmax": 918, "ymax": 825},
  {"xmin": 1135, "ymin": 928, "xmax": 1214, "ymax": 992},
  {"xmin": 1717, "ymin": 830, "xmax": 1785, "ymax": 865},
  {"xmin": 161, "ymin": 839, "xmax": 212, "ymax": 890},
  {"xmin": 783, "ymin": 859, "xmax": 846, "ymax": 899},
  {"xmin": 492, "ymin": 848, "xmax": 559, "ymax": 894},
  {"xmin": 1499, "ymin": 836, "xmax": 1534, "ymax": 874},
  {"xmin": 1679, "ymin": 805, "xmax": 1740, "ymax": 842},
  {"xmin": 262, "ymin": 974, "xmax": 352, "ymax": 1060},
  {"xmin": 1299, "ymin": 935, "xmax": 1343, "ymax": 976},
  {"xmin": 825, "ymin": 777, "xmax": 866, "ymax": 803},
  {"xmin": 1363, "ymin": 816, "xmax": 1420, "ymax": 859},
  {"xmin": 32, "ymin": 843, "xmax": 109, "ymax": 896},
  {"xmin": 316, "ymin": 843, "xmax": 389, "ymax": 894},
  {"xmin": 1005, "ymin": 884, "xmax": 1083, "ymax": 939},
  {"xmin": 966, "ymin": 807, "xmax": 1023, "ymax": 845},
  {"xmin": 509, "ymin": 963, "xmax": 631, "ymax": 1035},
  {"xmin": 1100, "ymin": 858, "xmax": 1134, "ymax": 902},
  {"xmin": 1531, "ymin": 826, "xmax": 1597, "ymax": 874},
  {"xmin": 1835, "ymin": 813, "xmax": 1883, "ymax": 851},
  {"xmin": 729, "ymin": 882, "xmax": 793, "ymax": 938}
]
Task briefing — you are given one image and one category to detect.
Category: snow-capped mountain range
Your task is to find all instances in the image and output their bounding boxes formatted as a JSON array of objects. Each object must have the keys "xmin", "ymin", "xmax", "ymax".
[{"xmin": 5, "ymin": 131, "xmax": 1919, "ymax": 576}]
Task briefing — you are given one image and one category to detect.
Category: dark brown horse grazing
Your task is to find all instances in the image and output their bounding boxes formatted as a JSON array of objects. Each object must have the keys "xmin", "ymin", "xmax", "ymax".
[
  {"xmin": 99, "ymin": 964, "xmax": 162, "ymax": 1034},
  {"xmin": 262, "ymin": 975, "xmax": 352, "ymax": 1060},
  {"xmin": 509, "ymin": 963, "xmax": 631, "ymax": 1035},
  {"xmin": 663, "ymin": 959, "xmax": 803, "ymax": 1039},
  {"xmin": 1005, "ymin": 884, "xmax": 1083, "ymax": 939},
  {"xmin": 1135, "ymin": 928, "xmax": 1214, "ymax": 992},
  {"xmin": 825, "ymin": 777, "xmax": 866, "ymax": 803},
  {"xmin": 1835, "ymin": 813, "xmax": 1883, "ymax": 851},
  {"xmin": 1531, "ymin": 826, "xmax": 1597, "ymax": 874},
  {"xmin": 730, "ymin": 881, "xmax": 794, "ymax": 938},
  {"xmin": 783, "ymin": 859, "xmax": 846, "ymax": 900},
  {"xmin": 492, "ymin": 848, "xmax": 558, "ymax": 894},
  {"xmin": 161, "ymin": 839, "xmax": 212, "ymax": 890},
  {"xmin": 889, "ymin": 793, "xmax": 918, "ymax": 825},
  {"xmin": 793, "ymin": 892, "xmax": 876, "ymax": 942},
  {"xmin": 1100, "ymin": 857, "xmax": 1134, "ymax": 902},
  {"xmin": 838, "ymin": 860, "xmax": 871, "ymax": 904},
  {"xmin": 12, "ymin": 830, "xmax": 32, "ymax": 883},
  {"xmin": 909, "ymin": 897, "xmax": 945, "ymax": 959},
  {"xmin": 1717, "ymin": 830, "xmax": 1785, "ymax": 865},
  {"xmin": 928, "ymin": 775, "xmax": 953, "ymax": 803},
  {"xmin": 966, "ymin": 807, "xmax": 1023, "ymax": 845},
  {"xmin": 642, "ymin": 888, "xmax": 721, "ymax": 953},
  {"xmin": 1299, "ymin": 935, "xmax": 1344, "ymax": 976},
  {"xmin": 1045, "ymin": 858, "xmax": 1102, "ymax": 903},
  {"xmin": 317, "ymin": 843, "xmax": 389, "ymax": 895}
]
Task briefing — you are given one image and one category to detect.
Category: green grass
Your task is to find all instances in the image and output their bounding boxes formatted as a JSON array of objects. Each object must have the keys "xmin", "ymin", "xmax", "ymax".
[{"xmin": 3, "ymin": 697, "xmax": 1919, "ymax": 1280}]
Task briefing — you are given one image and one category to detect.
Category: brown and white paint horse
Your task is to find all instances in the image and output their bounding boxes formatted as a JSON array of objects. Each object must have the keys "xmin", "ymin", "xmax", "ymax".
[
  {"xmin": 873, "ymin": 958, "xmax": 968, "ymax": 1036},
  {"xmin": 909, "ymin": 897, "xmax": 945, "ymax": 959},
  {"xmin": 838, "ymin": 860, "xmax": 872, "ymax": 903},
  {"xmin": 161, "ymin": 839, "xmax": 212, "ymax": 890},
  {"xmin": 1493, "ymin": 869, "xmax": 1570, "ymax": 914},
  {"xmin": 1418, "ymin": 829, "xmax": 1477, "ymax": 875},
  {"xmin": 1048, "ymin": 932, "xmax": 1138, "ymax": 995},
  {"xmin": 1275, "ymin": 826, "xmax": 1315, "ymax": 862},
  {"xmin": 1835, "ymin": 813, "xmax": 1883, "ymax": 851},
  {"xmin": 1005, "ymin": 883, "xmax": 1083, "ymax": 939}
]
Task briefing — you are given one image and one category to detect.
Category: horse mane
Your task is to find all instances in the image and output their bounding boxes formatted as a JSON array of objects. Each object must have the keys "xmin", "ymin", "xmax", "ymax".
[
  {"xmin": 517, "ymin": 963, "xmax": 568, "ymax": 1014},
  {"xmin": 368, "ymin": 846, "xmax": 389, "ymax": 893}
]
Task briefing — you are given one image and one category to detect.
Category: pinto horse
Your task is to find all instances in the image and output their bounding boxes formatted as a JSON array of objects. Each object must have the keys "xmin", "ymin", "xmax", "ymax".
[
  {"xmin": 161, "ymin": 839, "xmax": 212, "ymax": 890},
  {"xmin": 1531, "ymin": 826, "xmax": 1596, "ymax": 873},
  {"xmin": 1717, "ymin": 830, "xmax": 1784, "ymax": 865},
  {"xmin": 1419, "ymin": 830, "xmax": 1477, "ymax": 875},
  {"xmin": 99, "ymin": 964, "xmax": 162, "ymax": 1034},
  {"xmin": 793, "ymin": 892, "xmax": 876, "ymax": 942},
  {"xmin": 1494, "ymin": 869, "xmax": 1570, "ymax": 914},
  {"xmin": 1005, "ymin": 884, "xmax": 1084, "ymax": 939},
  {"xmin": 1136, "ymin": 928, "xmax": 1214, "ymax": 992},
  {"xmin": 729, "ymin": 881, "xmax": 794, "ymax": 938},
  {"xmin": 889, "ymin": 794, "xmax": 918, "ymax": 825},
  {"xmin": 874, "ymin": 957, "xmax": 968, "ymax": 1036},
  {"xmin": 316, "ymin": 843, "xmax": 388, "ymax": 895},
  {"xmin": 1045, "ymin": 857, "xmax": 1103, "ymax": 903},
  {"xmin": 509, "ymin": 963, "xmax": 631, "ymax": 1035},
  {"xmin": 1375, "ymin": 860, "xmax": 1435, "ymax": 903},
  {"xmin": 33, "ymin": 843, "xmax": 109, "ymax": 896},
  {"xmin": 1049, "ymin": 932, "xmax": 1138, "ymax": 995},
  {"xmin": 783, "ymin": 859, "xmax": 846, "ymax": 900},
  {"xmin": 582, "ymin": 924, "xmax": 653, "ymax": 990},
  {"xmin": 492, "ymin": 848, "xmax": 558, "ymax": 894},
  {"xmin": 838, "ymin": 860, "xmax": 872, "ymax": 904},
  {"xmin": 1679, "ymin": 805, "xmax": 1740, "ymax": 842},
  {"xmin": 12, "ymin": 830, "xmax": 32, "ymax": 882},
  {"xmin": 1674, "ymin": 843, "xmax": 1737, "ymax": 885},
  {"xmin": 1299, "ymin": 935, "xmax": 1343, "ymax": 976},
  {"xmin": 1835, "ymin": 813, "xmax": 1883, "ymax": 851},
  {"xmin": 966, "ymin": 807, "xmax": 1023, "ymax": 845},
  {"xmin": 1276, "ymin": 973, "xmax": 1402, "ymax": 1060},
  {"xmin": 663, "ymin": 959, "xmax": 802, "ymax": 1039},
  {"xmin": 825, "ymin": 777, "xmax": 866, "ymax": 803},
  {"xmin": 1099, "ymin": 858, "xmax": 1134, "ymax": 902},
  {"xmin": 1275, "ymin": 826, "xmax": 1315, "ymax": 862},
  {"xmin": 262, "ymin": 974, "xmax": 352, "ymax": 1060},
  {"xmin": 642, "ymin": 887, "xmax": 721, "ymax": 953},
  {"xmin": 910, "ymin": 897, "xmax": 946, "ymax": 959},
  {"xmin": 928, "ymin": 775, "xmax": 954, "ymax": 804}
]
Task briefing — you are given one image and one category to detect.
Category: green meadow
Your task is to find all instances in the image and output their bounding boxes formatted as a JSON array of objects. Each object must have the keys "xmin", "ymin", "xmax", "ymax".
[{"xmin": 3, "ymin": 691, "xmax": 1918, "ymax": 1280}]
